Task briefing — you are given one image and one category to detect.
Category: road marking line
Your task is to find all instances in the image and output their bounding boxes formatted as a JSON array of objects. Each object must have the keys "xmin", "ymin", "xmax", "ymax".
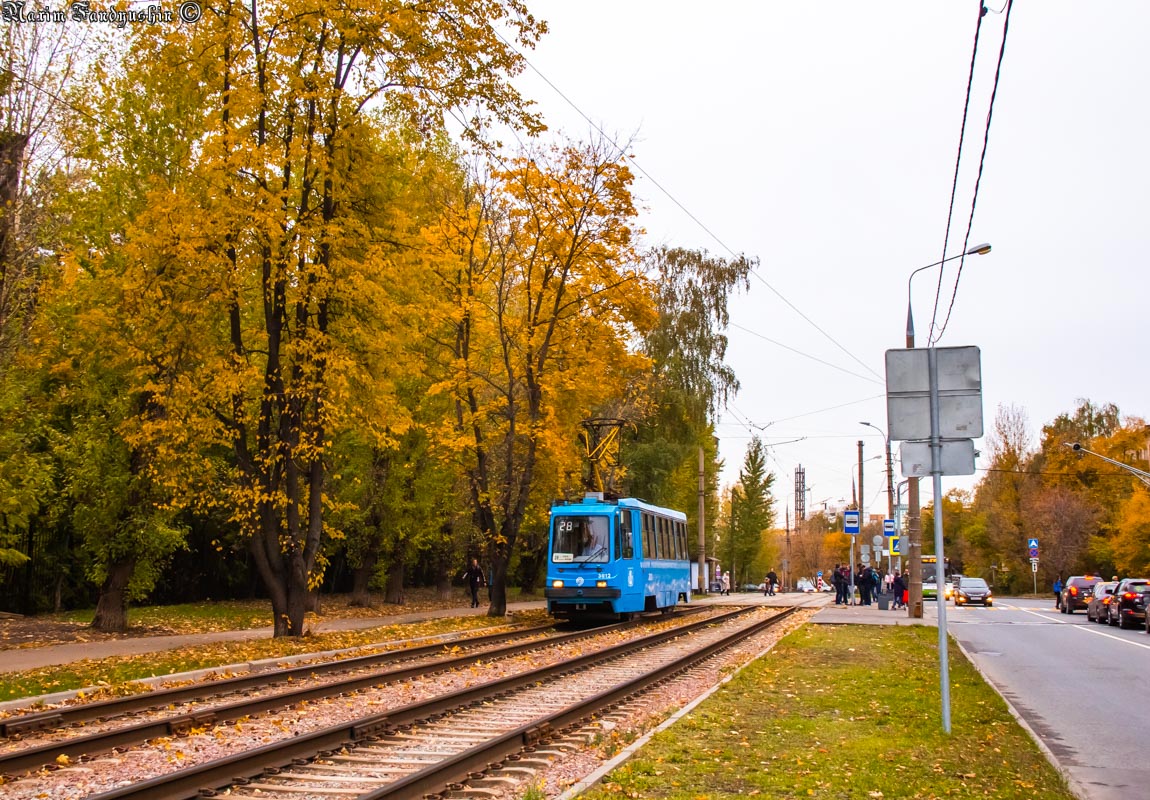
[{"xmin": 1014, "ymin": 606, "xmax": 1150, "ymax": 650}]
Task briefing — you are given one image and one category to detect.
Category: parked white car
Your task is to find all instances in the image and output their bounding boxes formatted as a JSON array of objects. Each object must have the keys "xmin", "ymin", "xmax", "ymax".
[{"xmin": 796, "ymin": 578, "xmax": 816, "ymax": 593}]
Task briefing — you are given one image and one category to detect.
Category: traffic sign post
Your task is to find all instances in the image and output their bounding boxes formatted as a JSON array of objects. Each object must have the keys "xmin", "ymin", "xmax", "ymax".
[
  {"xmin": 1027, "ymin": 539, "xmax": 1039, "ymax": 593},
  {"xmin": 886, "ymin": 345, "xmax": 984, "ymax": 735},
  {"xmin": 844, "ymin": 510, "xmax": 860, "ymax": 605}
]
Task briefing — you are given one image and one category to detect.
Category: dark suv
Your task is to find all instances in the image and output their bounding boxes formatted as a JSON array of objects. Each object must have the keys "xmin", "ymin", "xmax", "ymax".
[
  {"xmin": 1107, "ymin": 578, "xmax": 1150, "ymax": 629},
  {"xmin": 1060, "ymin": 575, "xmax": 1101, "ymax": 614}
]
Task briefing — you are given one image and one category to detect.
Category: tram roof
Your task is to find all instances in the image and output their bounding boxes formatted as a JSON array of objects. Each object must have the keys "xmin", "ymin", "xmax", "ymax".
[{"xmin": 550, "ymin": 493, "xmax": 687, "ymax": 521}]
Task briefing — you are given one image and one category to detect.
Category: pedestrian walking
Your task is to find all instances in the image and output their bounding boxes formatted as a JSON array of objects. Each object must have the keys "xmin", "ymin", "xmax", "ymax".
[
  {"xmin": 722, "ymin": 570, "xmax": 731, "ymax": 596},
  {"xmin": 1053, "ymin": 575, "xmax": 1062, "ymax": 609},
  {"xmin": 766, "ymin": 568, "xmax": 778, "ymax": 596},
  {"xmin": 462, "ymin": 558, "xmax": 486, "ymax": 608},
  {"xmin": 891, "ymin": 571, "xmax": 906, "ymax": 610}
]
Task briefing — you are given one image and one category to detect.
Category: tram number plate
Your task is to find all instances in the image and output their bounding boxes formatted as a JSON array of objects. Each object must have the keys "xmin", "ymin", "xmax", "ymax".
[{"xmin": 575, "ymin": 604, "xmax": 587, "ymax": 611}]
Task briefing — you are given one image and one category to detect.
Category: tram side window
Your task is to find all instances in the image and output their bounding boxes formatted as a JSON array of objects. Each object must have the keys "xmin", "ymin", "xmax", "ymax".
[
  {"xmin": 680, "ymin": 522, "xmax": 688, "ymax": 559},
  {"xmin": 659, "ymin": 517, "xmax": 670, "ymax": 560},
  {"xmin": 675, "ymin": 521, "xmax": 684, "ymax": 559},
  {"xmin": 617, "ymin": 511, "xmax": 634, "ymax": 559},
  {"xmin": 642, "ymin": 512, "xmax": 655, "ymax": 559}
]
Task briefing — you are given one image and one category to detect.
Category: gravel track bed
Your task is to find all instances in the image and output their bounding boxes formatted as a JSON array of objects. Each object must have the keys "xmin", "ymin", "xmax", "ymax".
[
  {"xmin": 0, "ymin": 608, "xmax": 737, "ymax": 799},
  {"xmin": 462, "ymin": 607, "xmax": 813, "ymax": 799}
]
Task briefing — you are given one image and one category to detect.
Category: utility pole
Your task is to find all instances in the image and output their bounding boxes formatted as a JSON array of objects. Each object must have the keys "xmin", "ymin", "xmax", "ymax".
[
  {"xmin": 784, "ymin": 506, "xmax": 790, "ymax": 592},
  {"xmin": 697, "ymin": 446, "xmax": 706, "ymax": 593},
  {"xmin": 793, "ymin": 466, "xmax": 806, "ymax": 594},
  {"xmin": 905, "ymin": 342, "xmax": 923, "ymax": 619},
  {"xmin": 884, "ymin": 438, "xmax": 895, "ymax": 521}
]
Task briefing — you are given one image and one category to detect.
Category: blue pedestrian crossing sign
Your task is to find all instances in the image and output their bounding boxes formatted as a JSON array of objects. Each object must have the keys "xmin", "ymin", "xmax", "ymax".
[
  {"xmin": 891, "ymin": 536, "xmax": 900, "ymax": 555},
  {"xmin": 1027, "ymin": 537, "xmax": 1039, "ymax": 549},
  {"xmin": 844, "ymin": 510, "xmax": 860, "ymax": 534}
]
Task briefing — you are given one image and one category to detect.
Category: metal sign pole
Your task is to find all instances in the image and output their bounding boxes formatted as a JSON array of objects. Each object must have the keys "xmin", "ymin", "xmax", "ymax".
[{"xmin": 927, "ymin": 347, "xmax": 951, "ymax": 734}]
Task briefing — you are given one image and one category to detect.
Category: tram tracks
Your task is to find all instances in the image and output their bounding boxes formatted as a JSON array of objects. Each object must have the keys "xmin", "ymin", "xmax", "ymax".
[
  {"xmin": 0, "ymin": 622, "xmax": 555, "ymax": 740},
  {"xmin": 65, "ymin": 605, "xmax": 796, "ymax": 800},
  {"xmin": 0, "ymin": 609, "xmax": 715, "ymax": 780}
]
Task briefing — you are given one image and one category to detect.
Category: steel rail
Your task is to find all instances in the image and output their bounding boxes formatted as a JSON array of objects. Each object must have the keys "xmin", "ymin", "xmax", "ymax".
[
  {"xmin": 370, "ymin": 605, "xmax": 800, "ymax": 799},
  {"xmin": 0, "ymin": 609, "xmax": 707, "ymax": 776},
  {"xmin": 83, "ymin": 605, "xmax": 765, "ymax": 800}
]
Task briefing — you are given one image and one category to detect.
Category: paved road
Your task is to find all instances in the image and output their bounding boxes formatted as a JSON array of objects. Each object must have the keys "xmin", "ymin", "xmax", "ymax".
[{"xmin": 939, "ymin": 596, "xmax": 1150, "ymax": 800}]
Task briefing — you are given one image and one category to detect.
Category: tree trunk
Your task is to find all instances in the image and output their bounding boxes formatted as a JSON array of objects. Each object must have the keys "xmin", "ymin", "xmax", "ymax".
[
  {"xmin": 349, "ymin": 559, "xmax": 376, "ymax": 607},
  {"xmin": 487, "ymin": 551, "xmax": 509, "ymax": 617},
  {"xmin": 384, "ymin": 556, "xmax": 405, "ymax": 605},
  {"xmin": 91, "ymin": 558, "xmax": 136, "ymax": 632}
]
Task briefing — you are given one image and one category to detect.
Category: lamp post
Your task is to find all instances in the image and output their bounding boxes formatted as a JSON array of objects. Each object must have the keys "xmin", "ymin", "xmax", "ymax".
[
  {"xmin": 895, "ymin": 479, "xmax": 910, "ymax": 572},
  {"xmin": 861, "ymin": 422, "xmax": 895, "ymax": 575},
  {"xmin": 903, "ymin": 242, "xmax": 991, "ymax": 620},
  {"xmin": 860, "ymin": 422, "xmax": 895, "ymax": 521},
  {"xmin": 1066, "ymin": 442, "xmax": 1150, "ymax": 488},
  {"xmin": 848, "ymin": 453, "xmax": 882, "ymax": 604}
]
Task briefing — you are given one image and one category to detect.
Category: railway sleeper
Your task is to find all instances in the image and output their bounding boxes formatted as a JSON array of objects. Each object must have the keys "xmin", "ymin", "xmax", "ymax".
[
  {"xmin": 439, "ymin": 784, "xmax": 503, "ymax": 799},
  {"xmin": 166, "ymin": 711, "xmax": 218, "ymax": 736},
  {"xmin": 328, "ymin": 753, "xmax": 439, "ymax": 765}
]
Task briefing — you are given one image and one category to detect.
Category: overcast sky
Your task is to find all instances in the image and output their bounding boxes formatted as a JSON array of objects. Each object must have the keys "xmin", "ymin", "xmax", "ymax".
[{"xmin": 509, "ymin": 1, "xmax": 1149, "ymax": 520}]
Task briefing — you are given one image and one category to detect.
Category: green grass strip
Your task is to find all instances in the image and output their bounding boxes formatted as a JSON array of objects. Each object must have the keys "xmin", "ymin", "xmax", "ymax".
[{"xmin": 581, "ymin": 624, "xmax": 1075, "ymax": 800}]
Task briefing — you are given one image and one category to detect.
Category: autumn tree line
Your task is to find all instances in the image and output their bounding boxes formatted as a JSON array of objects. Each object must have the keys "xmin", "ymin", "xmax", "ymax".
[
  {"xmin": 931, "ymin": 400, "xmax": 1149, "ymax": 593},
  {"xmin": 782, "ymin": 400, "xmax": 1149, "ymax": 594},
  {"xmin": 0, "ymin": 6, "xmax": 754, "ymax": 635}
]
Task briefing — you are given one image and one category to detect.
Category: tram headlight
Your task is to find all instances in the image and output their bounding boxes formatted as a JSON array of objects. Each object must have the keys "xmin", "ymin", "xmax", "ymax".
[
  {"xmin": 596, "ymin": 580, "xmax": 608, "ymax": 588},
  {"xmin": 551, "ymin": 580, "xmax": 564, "ymax": 588}
]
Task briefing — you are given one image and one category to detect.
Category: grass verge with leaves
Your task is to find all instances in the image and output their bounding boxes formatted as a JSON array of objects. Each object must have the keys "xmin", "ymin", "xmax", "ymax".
[{"xmin": 580, "ymin": 624, "xmax": 1074, "ymax": 800}]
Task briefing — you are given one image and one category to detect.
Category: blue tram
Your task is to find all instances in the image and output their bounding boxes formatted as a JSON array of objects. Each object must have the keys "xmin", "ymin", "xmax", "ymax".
[{"xmin": 544, "ymin": 493, "xmax": 692, "ymax": 620}]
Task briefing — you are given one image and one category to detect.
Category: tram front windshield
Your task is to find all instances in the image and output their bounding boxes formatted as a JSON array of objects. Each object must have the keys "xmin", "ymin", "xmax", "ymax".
[{"xmin": 552, "ymin": 516, "xmax": 610, "ymax": 563}]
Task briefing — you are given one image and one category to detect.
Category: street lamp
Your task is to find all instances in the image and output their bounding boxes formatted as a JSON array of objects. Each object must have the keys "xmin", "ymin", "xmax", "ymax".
[
  {"xmin": 906, "ymin": 243, "xmax": 991, "ymax": 345},
  {"xmin": 860, "ymin": 421, "xmax": 895, "ymax": 520},
  {"xmin": 902, "ymin": 242, "xmax": 992, "ymax": 623},
  {"xmin": 1065, "ymin": 442, "xmax": 1150, "ymax": 488},
  {"xmin": 848, "ymin": 453, "xmax": 882, "ymax": 604},
  {"xmin": 895, "ymin": 479, "xmax": 910, "ymax": 572}
]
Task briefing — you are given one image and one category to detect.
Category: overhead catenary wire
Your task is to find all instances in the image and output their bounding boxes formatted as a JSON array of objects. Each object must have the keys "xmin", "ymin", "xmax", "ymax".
[
  {"xmin": 492, "ymin": 27, "xmax": 884, "ymax": 383},
  {"xmin": 928, "ymin": 1, "xmax": 987, "ymax": 346},
  {"xmin": 730, "ymin": 324, "xmax": 883, "ymax": 385},
  {"xmin": 932, "ymin": 0, "xmax": 1015, "ymax": 345}
]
